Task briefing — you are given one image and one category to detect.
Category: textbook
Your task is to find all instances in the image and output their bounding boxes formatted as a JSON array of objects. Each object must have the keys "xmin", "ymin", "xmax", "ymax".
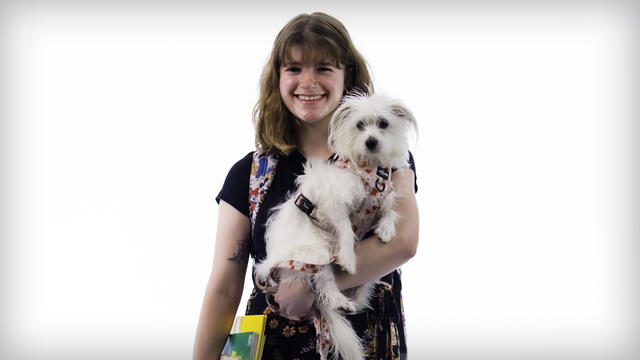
[
  {"xmin": 221, "ymin": 331, "xmax": 257, "ymax": 360},
  {"xmin": 223, "ymin": 314, "xmax": 267, "ymax": 360}
]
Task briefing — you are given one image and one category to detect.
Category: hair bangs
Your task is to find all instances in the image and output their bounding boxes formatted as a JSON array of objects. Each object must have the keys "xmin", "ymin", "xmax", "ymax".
[{"xmin": 278, "ymin": 32, "xmax": 345, "ymax": 69}]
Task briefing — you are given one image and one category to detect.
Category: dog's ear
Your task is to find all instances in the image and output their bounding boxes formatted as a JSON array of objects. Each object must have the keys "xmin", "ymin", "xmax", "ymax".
[
  {"xmin": 328, "ymin": 102, "xmax": 352, "ymax": 151},
  {"xmin": 391, "ymin": 103, "xmax": 418, "ymax": 134}
]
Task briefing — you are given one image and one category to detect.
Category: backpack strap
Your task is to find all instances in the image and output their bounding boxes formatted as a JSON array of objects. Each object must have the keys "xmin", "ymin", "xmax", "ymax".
[{"xmin": 249, "ymin": 151, "xmax": 279, "ymax": 234}]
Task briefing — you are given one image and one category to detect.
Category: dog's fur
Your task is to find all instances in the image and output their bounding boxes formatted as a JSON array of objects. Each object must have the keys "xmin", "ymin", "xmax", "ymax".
[{"xmin": 255, "ymin": 93, "xmax": 417, "ymax": 360}]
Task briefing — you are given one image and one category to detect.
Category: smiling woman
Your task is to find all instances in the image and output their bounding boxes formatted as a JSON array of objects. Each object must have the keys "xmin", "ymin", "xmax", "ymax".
[{"xmin": 193, "ymin": 12, "xmax": 419, "ymax": 360}]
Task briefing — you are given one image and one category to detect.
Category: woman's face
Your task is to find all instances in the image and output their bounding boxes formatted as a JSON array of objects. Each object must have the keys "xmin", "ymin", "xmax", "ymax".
[{"xmin": 279, "ymin": 46, "xmax": 345, "ymax": 126}]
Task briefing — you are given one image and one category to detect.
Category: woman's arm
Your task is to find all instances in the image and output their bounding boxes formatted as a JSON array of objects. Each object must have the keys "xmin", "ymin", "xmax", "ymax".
[
  {"xmin": 274, "ymin": 167, "xmax": 419, "ymax": 318},
  {"xmin": 193, "ymin": 201, "xmax": 251, "ymax": 360}
]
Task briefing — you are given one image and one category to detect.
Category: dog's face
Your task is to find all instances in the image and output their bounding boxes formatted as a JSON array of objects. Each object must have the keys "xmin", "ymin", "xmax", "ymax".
[{"xmin": 328, "ymin": 93, "xmax": 417, "ymax": 168}]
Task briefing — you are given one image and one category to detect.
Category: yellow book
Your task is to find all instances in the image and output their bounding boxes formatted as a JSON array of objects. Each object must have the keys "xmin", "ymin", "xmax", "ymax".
[{"xmin": 231, "ymin": 315, "xmax": 267, "ymax": 360}]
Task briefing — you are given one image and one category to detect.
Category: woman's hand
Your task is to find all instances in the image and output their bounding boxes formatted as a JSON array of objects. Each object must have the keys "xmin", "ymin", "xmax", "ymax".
[{"xmin": 274, "ymin": 280, "xmax": 316, "ymax": 320}]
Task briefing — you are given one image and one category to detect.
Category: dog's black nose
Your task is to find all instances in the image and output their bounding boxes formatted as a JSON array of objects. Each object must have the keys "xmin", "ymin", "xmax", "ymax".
[{"xmin": 365, "ymin": 137, "xmax": 378, "ymax": 150}]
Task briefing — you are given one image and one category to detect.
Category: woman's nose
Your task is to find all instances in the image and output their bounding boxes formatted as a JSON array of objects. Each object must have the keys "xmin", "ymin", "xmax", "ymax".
[{"xmin": 299, "ymin": 68, "xmax": 317, "ymax": 89}]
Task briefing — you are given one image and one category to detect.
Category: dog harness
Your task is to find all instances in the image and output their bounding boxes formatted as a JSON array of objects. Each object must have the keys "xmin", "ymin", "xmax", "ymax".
[
  {"xmin": 327, "ymin": 154, "xmax": 394, "ymax": 240},
  {"xmin": 249, "ymin": 151, "xmax": 395, "ymax": 360},
  {"xmin": 293, "ymin": 156, "xmax": 394, "ymax": 359}
]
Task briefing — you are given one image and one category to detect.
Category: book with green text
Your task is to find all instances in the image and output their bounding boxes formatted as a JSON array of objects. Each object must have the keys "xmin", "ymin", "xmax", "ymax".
[
  {"xmin": 224, "ymin": 315, "xmax": 267, "ymax": 360},
  {"xmin": 220, "ymin": 331, "xmax": 257, "ymax": 360}
]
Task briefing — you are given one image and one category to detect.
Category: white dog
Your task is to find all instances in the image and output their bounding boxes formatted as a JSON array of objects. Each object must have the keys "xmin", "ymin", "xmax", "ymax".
[{"xmin": 255, "ymin": 93, "xmax": 417, "ymax": 360}]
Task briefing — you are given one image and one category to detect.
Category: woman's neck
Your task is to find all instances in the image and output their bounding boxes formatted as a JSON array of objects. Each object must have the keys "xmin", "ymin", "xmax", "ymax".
[{"xmin": 295, "ymin": 117, "xmax": 332, "ymax": 160}]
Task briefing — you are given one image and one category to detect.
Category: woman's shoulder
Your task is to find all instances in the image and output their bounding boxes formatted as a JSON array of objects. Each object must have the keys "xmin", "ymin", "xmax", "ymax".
[
  {"xmin": 223, "ymin": 151, "xmax": 254, "ymax": 183},
  {"xmin": 215, "ymin": 151, "xmax": 255, "ymax": 215},
  {"xmin": 235, "ymin": 151, "xmax": 255, "ymax": 168}
]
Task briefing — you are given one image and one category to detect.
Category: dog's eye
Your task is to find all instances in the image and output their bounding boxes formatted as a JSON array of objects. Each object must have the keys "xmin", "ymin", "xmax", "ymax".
[
  {"xmin": 356, "ymin": 121, "xmax": 365, "ymax": 131},
  {"xmin": 378, "ymin": 120, "xmax": 389, "ymax": 129}
]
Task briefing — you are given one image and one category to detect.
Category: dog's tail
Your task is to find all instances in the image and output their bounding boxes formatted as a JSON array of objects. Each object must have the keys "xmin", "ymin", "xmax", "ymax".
[{"xmin": 318, "ymin": 306, "xmax": 364, "ymax": 360}]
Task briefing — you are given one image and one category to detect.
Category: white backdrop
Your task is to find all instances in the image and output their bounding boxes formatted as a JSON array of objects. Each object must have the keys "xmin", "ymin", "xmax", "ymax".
[{"xmin": 1, "ymin": 1, "xmax": 638, "ymax": 359}]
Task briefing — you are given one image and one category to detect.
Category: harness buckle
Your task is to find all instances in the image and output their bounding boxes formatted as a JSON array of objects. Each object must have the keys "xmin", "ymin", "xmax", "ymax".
[
  {"xmin": 376, "ymin": 167, "xmax": 390, "ymax": 180},
  {"xmin": 295, "ymin": 193, "xmax": 317, "ymax": 218}
]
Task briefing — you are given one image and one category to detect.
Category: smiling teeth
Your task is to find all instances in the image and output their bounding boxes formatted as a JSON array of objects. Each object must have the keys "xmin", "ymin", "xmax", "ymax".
[{"xmin": 298, "ymin": 95, "xmax": 323, "ymax": 101}]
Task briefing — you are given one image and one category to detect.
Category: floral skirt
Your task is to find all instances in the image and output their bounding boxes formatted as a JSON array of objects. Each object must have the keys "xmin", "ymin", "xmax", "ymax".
[{"xmin": 245, "ymin": 275, "xmax": 406, "ymax": 360}]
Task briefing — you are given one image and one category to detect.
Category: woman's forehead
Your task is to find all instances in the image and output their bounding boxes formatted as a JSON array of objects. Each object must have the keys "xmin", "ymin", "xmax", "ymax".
[{"xmin": 282, "ymin": 44, "xmax": 340, "ymax": 66}]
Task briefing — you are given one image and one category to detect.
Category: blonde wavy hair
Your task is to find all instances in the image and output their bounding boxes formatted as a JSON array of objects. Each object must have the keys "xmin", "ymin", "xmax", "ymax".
[{"xmin": 253, "ymin": 12, "xmax": 374, "ymax": 156}]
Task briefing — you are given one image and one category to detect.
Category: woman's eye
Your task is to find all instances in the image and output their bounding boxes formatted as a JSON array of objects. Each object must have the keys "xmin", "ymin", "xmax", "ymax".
[
  {"xmin": 286, "ymin": 66, "xmax": 301, "ymax": 72},
  {"xmin": 318, "ymin": 67, "xmax": 332, "ymax": 72},
  {"xmin": 378, "ymin": 120, "xmax": 389, "ymax": 129},
  {"xmin": 357, "ymin": 121, "xmax": 365, "ymax": 131}
]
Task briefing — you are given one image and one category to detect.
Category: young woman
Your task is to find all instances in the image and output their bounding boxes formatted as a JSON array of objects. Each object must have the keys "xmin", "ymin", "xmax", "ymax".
[{"xmin": 193, "ymin": 12, "xmax": 419, "ymax": 360}]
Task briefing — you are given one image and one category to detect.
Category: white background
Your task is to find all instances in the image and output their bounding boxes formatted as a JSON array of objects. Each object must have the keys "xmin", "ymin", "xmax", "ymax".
[{"xmin": 1, "ymin": 1, "xmax": 638, "ymax": 359}]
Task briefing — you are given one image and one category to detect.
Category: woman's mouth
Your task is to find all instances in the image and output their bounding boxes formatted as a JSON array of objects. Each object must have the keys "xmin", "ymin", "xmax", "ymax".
[{"xmin": 295, "ymin": 94, "xmax": 325, "ymax": 102}]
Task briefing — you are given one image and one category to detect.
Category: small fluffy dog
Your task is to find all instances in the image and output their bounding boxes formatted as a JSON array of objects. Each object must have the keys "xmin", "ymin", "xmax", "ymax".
[{"xmin": 255, "ymin": 93, "xmax": 416, "ymax": 360}]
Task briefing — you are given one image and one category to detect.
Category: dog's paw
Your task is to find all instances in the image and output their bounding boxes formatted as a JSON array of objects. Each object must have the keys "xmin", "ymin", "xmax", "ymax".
[
  {"xmin": 375, "ymin": 225, "xmax": 395, "ymax": 243},
  {"xmin": 338, "ymin": 299, "xmax": 358, "ymax": 314},
  {"xmin": 254, "ymin": 262, "xmax": 270, "ymax": 282},
  {"xmin": 322, "ymin": 289, "xmax": 357, "ymax": 312},
  {"xmin": 336, "ymin": 258, "xmax": 356, "ymax": 274},
  {"xmin": 336, "ymin": 252, "xmax": 357, "ymax": 274}
]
